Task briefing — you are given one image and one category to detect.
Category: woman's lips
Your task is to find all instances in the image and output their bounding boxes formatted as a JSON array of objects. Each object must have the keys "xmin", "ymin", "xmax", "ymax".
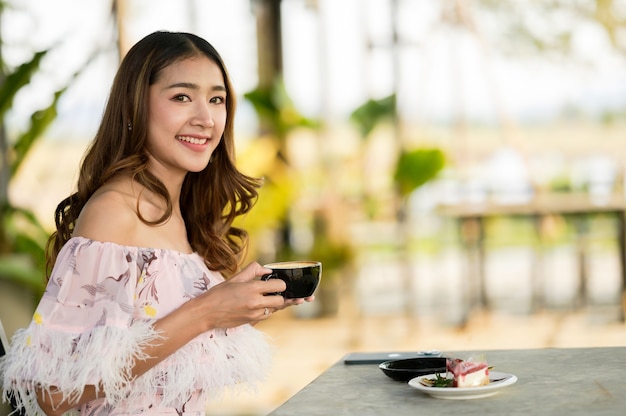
[{"xmin": 176, "ymin": 135, "xmax": 208, "ymax": 145}]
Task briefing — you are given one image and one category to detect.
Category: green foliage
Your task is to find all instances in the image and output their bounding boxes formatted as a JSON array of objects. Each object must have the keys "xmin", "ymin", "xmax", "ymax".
[
  {"xmin": 0, "ymin": 254, "xmax": 44, "ymax": 296},
  {"xmin": 0, "ymin": 201, "xmax": 47, "ymax": 297},
  {"xmin": 12, "ymin": 87, "xmax": 66, "ymax": 175},
  {"xmin": 241, "ymin": 78, "xmax": 326, "ymax": 265},
  {"xmin": 349, "ymin": 94, "xmax": 396, "ymax": 138},
  {"xmin": 244, "ymin": 77, "xmax": 319, "ymax": 141},
  {"xmin": 308, "ymin": 228, "xmax": 353, "ymax": 277},
  {"xmin": 238, "ymin": 172, "xmax": 295, "ymax": 235},
  {"xmin": 0, "ymin": 50, "xmax": 47, "ymax": 118},
  {"xmin": 0, "ymin": 17, "xmax": 104, "ymax": 296},
  {"xmin": 393, "ymin": 148, "xmax": 446, "ymax": 197},
  {"xmin": 0, "ymin": 49, "xmax": 52, "ymax": 295}
]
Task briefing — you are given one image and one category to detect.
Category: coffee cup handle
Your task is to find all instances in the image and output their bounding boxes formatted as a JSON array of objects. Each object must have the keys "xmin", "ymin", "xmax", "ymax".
[
  {"xmin": 261, "ymin": 273, "xmax": 282, "ymax": 296},
  {"xmin": 261, "ymin": 273, "xmax": 276, "ymax": 281}
]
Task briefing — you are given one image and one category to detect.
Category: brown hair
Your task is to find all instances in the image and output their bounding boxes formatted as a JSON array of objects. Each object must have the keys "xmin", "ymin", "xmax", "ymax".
[{"xmin": 46, "ymin": 31, "xmax": 261, "ymax": 277}]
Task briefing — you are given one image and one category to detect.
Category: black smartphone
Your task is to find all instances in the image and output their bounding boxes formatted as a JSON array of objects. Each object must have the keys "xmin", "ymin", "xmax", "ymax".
[{"xmin": 343, "ymin": 350, "xmax": 442, "ymax": 365}]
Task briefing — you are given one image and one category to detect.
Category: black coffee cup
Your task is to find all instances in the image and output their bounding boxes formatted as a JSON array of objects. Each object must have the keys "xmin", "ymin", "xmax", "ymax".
[{"xmin": 261, "ymin": 261, "xmax": 322, "ymax": 299}]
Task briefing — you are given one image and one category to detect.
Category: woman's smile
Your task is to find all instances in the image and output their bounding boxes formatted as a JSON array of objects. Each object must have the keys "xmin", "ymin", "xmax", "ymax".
[{"xmin": 176, "ymin": 134, "xmax": 210, "ymax": 147}]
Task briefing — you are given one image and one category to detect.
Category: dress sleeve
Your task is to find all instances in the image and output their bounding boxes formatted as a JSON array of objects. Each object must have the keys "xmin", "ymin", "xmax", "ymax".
[{"xmin": 0, "ymin": 237, "xmax": 162, "ymax": 414}]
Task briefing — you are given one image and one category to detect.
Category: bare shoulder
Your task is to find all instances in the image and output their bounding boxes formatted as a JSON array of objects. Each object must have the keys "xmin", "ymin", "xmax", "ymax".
[{"xmin": 73, "ymin": 182, "xmax": 139, "ymax": 244}]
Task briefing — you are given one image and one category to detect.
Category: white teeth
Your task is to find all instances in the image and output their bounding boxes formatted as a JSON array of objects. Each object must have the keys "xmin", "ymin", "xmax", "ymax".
[{"xmin": 177, "ymin": 136, "xmax": 207, "ymax": 145}]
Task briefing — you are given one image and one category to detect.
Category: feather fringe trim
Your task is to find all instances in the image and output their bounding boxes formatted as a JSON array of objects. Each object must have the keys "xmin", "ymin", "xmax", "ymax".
[
  {"xmin": 1, "ymin": 322, "xmax": 272, "ymax": 414},
  {"xmin": 125, "ymin": 325, "xmax": 272, "ymax": 411}
]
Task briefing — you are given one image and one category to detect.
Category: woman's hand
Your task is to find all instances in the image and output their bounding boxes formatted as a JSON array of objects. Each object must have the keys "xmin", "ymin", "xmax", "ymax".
[
  {"xmin": 188, "ymin": 262, "xmax": 288, "ymax": 331},
  {"xmin": 272, "ymin": 295, "xmax": 315, "ymax": 311}
]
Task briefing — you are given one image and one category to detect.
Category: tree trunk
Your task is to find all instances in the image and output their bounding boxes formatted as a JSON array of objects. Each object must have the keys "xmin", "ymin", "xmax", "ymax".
[{"xmin": 254, "ymin": 0, "xmax": 283, "ymax": 88}]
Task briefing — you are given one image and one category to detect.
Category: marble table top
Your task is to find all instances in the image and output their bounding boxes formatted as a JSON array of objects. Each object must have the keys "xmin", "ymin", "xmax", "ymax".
[{"xmin": 268, "ymin": 347, "xmax": 626, "ymax": 415}]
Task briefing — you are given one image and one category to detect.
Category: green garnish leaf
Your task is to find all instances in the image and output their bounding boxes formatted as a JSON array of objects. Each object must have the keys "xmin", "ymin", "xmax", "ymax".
[{"xmin": 421, "ymin": 373, "xmax": 454, "ymax": 388}]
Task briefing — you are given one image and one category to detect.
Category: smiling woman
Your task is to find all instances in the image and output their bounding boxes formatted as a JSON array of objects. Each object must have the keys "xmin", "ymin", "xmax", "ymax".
[
  {"xmin": 0, "ymin": 31, "xmax": 315, "ymax": 416},
  {"xmin": 146, "ymin": 57, "xmax": 227, "ymax": 176}
]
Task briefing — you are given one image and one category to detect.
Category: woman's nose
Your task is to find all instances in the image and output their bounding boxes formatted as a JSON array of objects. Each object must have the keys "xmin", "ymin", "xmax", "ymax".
[{"xmin": 192, "ymin": 102, "xmax": 215, "ymax": 128}]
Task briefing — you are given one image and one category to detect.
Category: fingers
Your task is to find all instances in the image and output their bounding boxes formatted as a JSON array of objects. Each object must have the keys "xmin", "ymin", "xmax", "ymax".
[
  {"xmin": 265, "ymin": 294, "xmax": 316, "ymax": 314},
  {"xmin": 254, "ymin": 294, "xmax": 317, "ymax": 322},
  {"xmin": 228, "ymin": 262, "xmax": 279, "ymax": 293},
  {"xmin": 283, "ymin": 295, "xmax": 315, "ymax": 306},
  {"xmin": 282, "ymin": 298, "xmax": 304, "ymax": 308},
  {"xmin": 229, "ymin": 262, "xmax": 272, "ymax": 283},
  {"xmin": 261, "ymin": 281, "xmax": 287, "ymax": 296}
]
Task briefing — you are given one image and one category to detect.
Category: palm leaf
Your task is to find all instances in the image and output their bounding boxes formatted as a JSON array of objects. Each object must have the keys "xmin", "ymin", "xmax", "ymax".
[
  {"xmin": 393, "ymin": 148, "xmax": 446, "ymax": 197},
  {"xmin": 11, "ymin": 87, "xmax": 67, "ymax": 174},
  {"xmin": 0, "ymin": 50, "xmax": 47, "ymax": 118},
  {"xmin": 350, "ymin": 94, "xmax": 396, "ymax": 138},
  {"xmin": 244, "ymin": 77, "xmax": 319, "ymax": 140}
]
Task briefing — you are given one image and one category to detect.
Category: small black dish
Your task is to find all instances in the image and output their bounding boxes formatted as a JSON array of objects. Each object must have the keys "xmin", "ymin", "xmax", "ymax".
[{"xmin": 379, "ymin": 357, "xmax": 447, "ymax": 382}]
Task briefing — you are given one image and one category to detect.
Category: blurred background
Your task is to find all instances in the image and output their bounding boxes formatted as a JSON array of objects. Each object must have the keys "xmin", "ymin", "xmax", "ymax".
[{"xmin": 1, "ymin": 0, "xmax": 626, "ymax": 415}]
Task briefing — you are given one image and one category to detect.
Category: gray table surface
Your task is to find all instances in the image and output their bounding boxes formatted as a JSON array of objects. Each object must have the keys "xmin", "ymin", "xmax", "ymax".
[{"xmin": 268, "ymin": 347, "xmax": 626, "ymax": 415}]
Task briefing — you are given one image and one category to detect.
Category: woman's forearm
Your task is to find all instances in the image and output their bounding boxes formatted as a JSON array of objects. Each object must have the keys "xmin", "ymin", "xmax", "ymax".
[
  {"xmin": 132, "ymin": 298, "xmax": 206, "ymax": 377},
  {"xmin": 37, "ymin": 385, "xmax": 99, "ymax": 416},
  {"xmin": 36, "ymin": 300, "xmax": 205, "ymax": 414}
]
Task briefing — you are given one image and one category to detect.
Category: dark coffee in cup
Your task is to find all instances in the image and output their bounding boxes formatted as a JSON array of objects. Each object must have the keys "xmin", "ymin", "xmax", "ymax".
[{"xmin": 261, "ymin": 261, "xmax": 322, "ymax": 299}]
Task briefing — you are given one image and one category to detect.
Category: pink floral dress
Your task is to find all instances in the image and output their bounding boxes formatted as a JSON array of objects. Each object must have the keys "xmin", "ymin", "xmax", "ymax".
[{"xmin": 1, "ymin": 237, "xmax": 272, "ymax": 415}]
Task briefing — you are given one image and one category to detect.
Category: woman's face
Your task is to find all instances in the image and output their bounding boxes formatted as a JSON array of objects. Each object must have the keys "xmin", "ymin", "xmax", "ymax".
[{"xmin": 145, "ymin": 56, "xmax": 227, "ymax": 181}]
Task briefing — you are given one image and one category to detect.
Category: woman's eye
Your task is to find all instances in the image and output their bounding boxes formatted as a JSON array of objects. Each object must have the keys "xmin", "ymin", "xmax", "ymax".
[
  {"xmin": 210, "ymin": 96, "xmax": 226, "ymax": 105},
  {"xmin": 173, "ymin": 94, "xmax": 191, "ymax": 102}
]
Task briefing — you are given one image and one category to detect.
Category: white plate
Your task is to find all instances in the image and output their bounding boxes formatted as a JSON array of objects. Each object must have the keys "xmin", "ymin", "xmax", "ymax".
[{"xmin": 408, "ymin": 371, "xmax": 518, "ymax": 400}]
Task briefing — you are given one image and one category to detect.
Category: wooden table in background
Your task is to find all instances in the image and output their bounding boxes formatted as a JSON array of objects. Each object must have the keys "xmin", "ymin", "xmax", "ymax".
[{"xmin": 435, "ymin": 193, "xmax": 626, "ymax": 322}]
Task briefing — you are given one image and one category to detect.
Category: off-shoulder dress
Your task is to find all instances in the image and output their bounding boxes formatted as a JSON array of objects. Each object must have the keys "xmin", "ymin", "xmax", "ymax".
[{"xmin": 0, "ymin": 237, "xmax": 272, "ymax": 415}]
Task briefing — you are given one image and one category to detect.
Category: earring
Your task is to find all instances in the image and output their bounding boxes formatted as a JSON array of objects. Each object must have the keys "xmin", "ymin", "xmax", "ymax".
[{"xmin": 127, "ymin": 122, "xmax": 132, "ymax": 131}]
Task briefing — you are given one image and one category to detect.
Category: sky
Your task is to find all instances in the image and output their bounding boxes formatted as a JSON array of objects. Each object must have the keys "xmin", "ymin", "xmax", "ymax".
[{"xmin": 2, "ymin": 0, "xmax": 626, "ymax": 142}]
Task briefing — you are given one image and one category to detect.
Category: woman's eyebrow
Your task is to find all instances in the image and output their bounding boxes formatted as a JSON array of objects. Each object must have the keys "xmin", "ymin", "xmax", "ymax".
[{"xmin": 164, "ymin": 82, "xmax": 226, "ymax": 92}]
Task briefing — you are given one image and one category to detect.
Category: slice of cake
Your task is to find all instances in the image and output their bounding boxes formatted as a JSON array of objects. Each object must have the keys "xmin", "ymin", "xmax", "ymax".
[{"xmin": 446, "ymin": 357, "xmax": 489, "ymax": 387}]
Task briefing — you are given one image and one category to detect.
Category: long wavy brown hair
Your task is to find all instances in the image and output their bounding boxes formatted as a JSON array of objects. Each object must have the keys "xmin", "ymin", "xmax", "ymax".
[{"xmin": 46, "ymin": 31, "xmax": 261, "ymax": 278}]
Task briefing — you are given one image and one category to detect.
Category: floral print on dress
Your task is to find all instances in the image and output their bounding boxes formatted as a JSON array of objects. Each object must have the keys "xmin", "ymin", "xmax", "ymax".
[{"xmin": 0, "ymin": 237, "xmax": 272, "ymax": 416}]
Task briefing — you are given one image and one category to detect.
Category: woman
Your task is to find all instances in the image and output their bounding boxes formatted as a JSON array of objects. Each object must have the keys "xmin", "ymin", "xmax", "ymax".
[{"xmin": 1, "ymin": 31, "xmax": 311, "ymax": 415}]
